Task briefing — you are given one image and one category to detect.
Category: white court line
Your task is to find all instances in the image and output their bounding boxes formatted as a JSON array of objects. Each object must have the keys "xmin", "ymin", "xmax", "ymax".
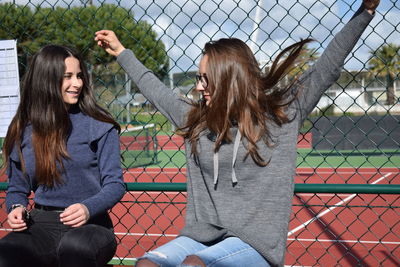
[
  {"xmin": 114, "ymin": 255, "xmax": 310, "ymax": 266},
  {"xmin": 125, "ymin": 123, "xmax": 155, "ymax": 132},
  {"xmin": 295, "ymin": 170, "xmax": 392, "ymax": 175},
  {"xmin": 125, "ymin": 172, "xmax": 185, "ymax": 175},
  {"xmin": 125, "ymin": 170, "xmax": 394, "ymax": 175},
  {"xmin": 297, "ymin": 193, "xmax": 358, "ymax": 197},
  {"xmin": 113, "ymin": 232, "xmax": 400, "ymax": 246},
  {"xmin": 3, "ymin": 226, "xmax": 396, "ymax": 247},
  {"xmin": 115, "ymin": 232, "xmax": 178, "ymax": 238},
  {"xmin": 0, "ymin": 228, "xmax": 182, "ymax": 237},
  {"xmin": 2, "ymin": 173, "xmax": 395, "ymax": 243},
  {"xmin": 287, "ymin": 238, "xmax": 400, "ymax": 245},
  {"xmin": 125, "ymin": 168, "xmax": 397, "ymax": 174},
  {"xmin": 125, "ymin": 191, "xmax": 186, "ymax": 195},
  {"xmin": 287, "ymin": 172, "xmax": 392, "ymax": 237}
]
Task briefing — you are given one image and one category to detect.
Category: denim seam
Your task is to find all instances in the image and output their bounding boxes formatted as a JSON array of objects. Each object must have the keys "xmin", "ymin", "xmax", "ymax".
[{"xmin": 207, "ymin": 247, "xmax": 254, "ymax": 267}]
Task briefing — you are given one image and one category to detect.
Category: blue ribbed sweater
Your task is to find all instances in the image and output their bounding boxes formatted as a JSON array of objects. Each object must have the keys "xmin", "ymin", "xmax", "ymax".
[{"xmin": 6, "ymin": 107, "xmax": 125, "ymax": 218}]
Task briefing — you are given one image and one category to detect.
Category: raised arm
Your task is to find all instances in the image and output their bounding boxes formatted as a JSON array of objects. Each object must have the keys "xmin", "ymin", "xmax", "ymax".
[
  {"xmin": 294, "ymin": 0, "xmax": 379, "ymax": 122},
  {"xmin": 95, "ymin": 30, "xmax": 189, "ymax": 128}
]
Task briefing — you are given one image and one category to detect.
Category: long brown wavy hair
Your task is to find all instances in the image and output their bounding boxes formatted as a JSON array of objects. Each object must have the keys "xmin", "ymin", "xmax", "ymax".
[
  {"xmin": 2, "ymin": 45, "xmax": 120, "ymax": 187},
  {"xmin": 179, "ymin": 38, "xmax": 312, "ymax": 166}
]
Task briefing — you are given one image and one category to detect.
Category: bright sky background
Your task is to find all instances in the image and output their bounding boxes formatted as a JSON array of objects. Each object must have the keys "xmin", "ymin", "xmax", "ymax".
[{"xmin": 7, "ymin": 0, "xmax": 400, "ymax": 73}]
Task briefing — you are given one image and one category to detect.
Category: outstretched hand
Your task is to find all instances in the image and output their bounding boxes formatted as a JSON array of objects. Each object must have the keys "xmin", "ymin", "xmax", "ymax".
[
  {"xmin": 363, "ymin": 0, "xmax": 380, "ymax": 14},
  {"xmin": 95, "ymin": 30, "xmax": 126, "ymax": 57}
]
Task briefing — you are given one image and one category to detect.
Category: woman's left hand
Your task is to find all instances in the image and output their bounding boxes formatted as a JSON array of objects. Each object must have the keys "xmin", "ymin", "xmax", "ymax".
[
  {"xmin": 363, "ymin": 0, "xmax": 380, "ymax": 14},
  {"xmin": 60, "ymin": 203, "xmax": 90, "ymax": 227}
]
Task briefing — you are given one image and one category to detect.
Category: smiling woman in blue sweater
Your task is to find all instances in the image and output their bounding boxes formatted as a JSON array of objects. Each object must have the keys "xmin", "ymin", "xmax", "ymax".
[
  {"xmin": 0, "ymin": 45, "xmax": 125, "ymax": 267},
  {"xmin": 96, "ymin": 1, "xmax": 379, "ymax": 266}
]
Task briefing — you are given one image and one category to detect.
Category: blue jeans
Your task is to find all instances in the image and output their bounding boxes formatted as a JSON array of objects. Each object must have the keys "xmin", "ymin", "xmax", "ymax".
[{"xmin": 137, "ymin": 236, "xmax": 270, "ymax": 267}]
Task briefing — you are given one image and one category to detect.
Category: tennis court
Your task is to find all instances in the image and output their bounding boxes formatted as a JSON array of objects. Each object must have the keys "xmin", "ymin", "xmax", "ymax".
[
  {"xmin": 0, "ymin": 133, "xmax": 398, "ymax": 266},
  {"xmin": 109, "ymin": 133, "xmax": 400, "ymax": 266},
  {"xmin": 1, "ymin": 0, "xmax": 400, "ymax": 265}
]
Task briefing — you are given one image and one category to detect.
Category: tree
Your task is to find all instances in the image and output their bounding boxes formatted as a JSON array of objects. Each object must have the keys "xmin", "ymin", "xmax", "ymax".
[
  {"xmin": 368, "ymin": 43, "xmax": 400, "ymax": 105},
  {"xmin": 0, "ymin": 3, "xmax": 35, "ymax": 73},
  {"xmin": 0, "ymin": 3, "xmax": 169, "ymax": 79},
  {"xmin": 264, "ymin": 44, "xmax": 319, "ymax": 82},
  {"xmin": 0, "ymin": 4, "xmax": 34, "ymax": 43}
]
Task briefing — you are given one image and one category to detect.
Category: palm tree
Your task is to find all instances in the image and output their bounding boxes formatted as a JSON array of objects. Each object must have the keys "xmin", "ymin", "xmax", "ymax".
[
  {"xmin": 368, "ymin": 44, "xmax": 400, "ymax": 105},
  {"xmin": 264, "ymin": 44, "xmax": 319, "ymax": 86}
]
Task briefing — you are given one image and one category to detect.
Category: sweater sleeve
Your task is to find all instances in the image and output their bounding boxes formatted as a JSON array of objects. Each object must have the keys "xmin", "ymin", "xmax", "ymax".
[
  {"xmin": 5, "ymin": 154, "xmax": 31, "ymax": 213},
  {"xmin": 294, "ymin": 7, "xmax": 374, "ymax": 123},
  {"xmin": 117, "ymin": 49, "xmax": 190, "ymax": 128},
  {"xmin": 81, "ymin": 127, "xmax": 125, "ymax": 217}
]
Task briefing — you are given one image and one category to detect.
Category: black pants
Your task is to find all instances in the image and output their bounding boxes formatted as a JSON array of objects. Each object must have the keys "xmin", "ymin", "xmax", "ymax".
[{"xmin": 0, "ymin": 208, "xmax": 117, "ymax": 267}]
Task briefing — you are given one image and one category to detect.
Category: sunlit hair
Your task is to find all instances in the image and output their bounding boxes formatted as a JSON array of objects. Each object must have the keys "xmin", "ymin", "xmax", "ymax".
[
  {"xmin": 2, "ymin": 45, "xmax": 120, "ymax": 187},
  {"xmin": 179, "ymin": 38, "xmax": 312, "ymax": 166}
]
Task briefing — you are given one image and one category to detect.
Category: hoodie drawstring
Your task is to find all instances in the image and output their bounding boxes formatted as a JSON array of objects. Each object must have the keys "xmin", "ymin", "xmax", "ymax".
[{"xmin": 213, "ymin": 129, "xmax": 242, "ymax": 186}]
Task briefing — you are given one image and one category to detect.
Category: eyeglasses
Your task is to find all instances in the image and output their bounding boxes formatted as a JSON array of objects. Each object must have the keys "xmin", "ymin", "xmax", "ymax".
[{"xmin": 195, "ymin": 73, "xmax": 208, "ymax": 89}]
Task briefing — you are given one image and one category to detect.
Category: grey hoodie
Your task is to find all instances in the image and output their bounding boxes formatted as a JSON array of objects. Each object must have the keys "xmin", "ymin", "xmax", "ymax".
[{"xmin": 117, "ymin": 7, "xmax": 373, "ymax": 266}]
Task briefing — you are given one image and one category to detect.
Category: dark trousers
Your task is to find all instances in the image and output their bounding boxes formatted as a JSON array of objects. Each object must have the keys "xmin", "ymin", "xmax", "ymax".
[{"xmin": 0, "ymin": 208, "xmax": 117, "ymax": 267}]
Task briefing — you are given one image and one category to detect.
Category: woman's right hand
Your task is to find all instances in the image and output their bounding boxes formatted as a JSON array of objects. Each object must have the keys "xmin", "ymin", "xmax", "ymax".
[
  {"xmin": 7, "ymin": 207, "xmax": 27, "ymax": 231},
  {"xmin": 95, "ymin": 30, "xmax": 126, "ymax": 57}
]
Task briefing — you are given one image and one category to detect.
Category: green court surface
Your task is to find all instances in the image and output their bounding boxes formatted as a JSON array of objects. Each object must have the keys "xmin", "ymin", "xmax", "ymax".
[
  {"xmin": 122, "ymin": 149, "xmax": 186, "ymax": 169},
  {"xmin": 2, "ymin": 149, "xmax": 398, "ymax": 170},
  {"xmin": 297, "ymin": 148, "xmax": 400, "ymax": 168},
  {"xmin": 122, "ymin": 148, "xmax": 400, "ymax": 169}
]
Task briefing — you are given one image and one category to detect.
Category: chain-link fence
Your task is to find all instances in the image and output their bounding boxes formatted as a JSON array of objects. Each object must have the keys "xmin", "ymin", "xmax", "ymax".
[{"xmin": 1, "ymin": 0, "xmax": 399, "ymax": 266}]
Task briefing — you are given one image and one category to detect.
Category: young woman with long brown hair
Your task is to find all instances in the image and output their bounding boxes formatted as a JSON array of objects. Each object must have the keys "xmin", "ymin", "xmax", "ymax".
[
  {"xmin": 0, "ymin": 45, "xmax": 125, "ymax": 267},
  {"xmin": 96, "ymin": 0, "xmax": 379, "ymax": 266}
]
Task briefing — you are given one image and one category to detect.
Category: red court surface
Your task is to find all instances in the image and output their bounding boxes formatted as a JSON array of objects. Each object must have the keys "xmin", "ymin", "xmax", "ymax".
[
  {"xmin": 1, "ymin": 132, "xmax": 399, "ymax": 265},
  {"xmin": 120, "ymin": 133, "xmax": 312, "ymax": 150},
  {"xmin": 0, "ymin": 168, "xmax": 399, "ymax": 266},
  {"xmin": 287, "ymin": 168, "xmax": 400, "ymax": 266},
  {"xmin": 111, "ymin": 167, "xmax": 400, "ymax": 266}
]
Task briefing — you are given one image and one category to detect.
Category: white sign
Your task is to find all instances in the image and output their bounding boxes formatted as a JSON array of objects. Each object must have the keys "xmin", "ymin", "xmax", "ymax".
[{"xmin": 0, "ymin": 40, "xmax": 20, "ymax": 138}]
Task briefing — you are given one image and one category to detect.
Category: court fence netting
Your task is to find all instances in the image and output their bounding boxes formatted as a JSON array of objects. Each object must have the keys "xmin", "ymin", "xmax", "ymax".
[
  {"xmin": 1, "ymin": 0, "xmax": 399, "ymax": 266},
  {"xmin": 120, "ymin": 123, "xmax": 159, "ymax": 168}
]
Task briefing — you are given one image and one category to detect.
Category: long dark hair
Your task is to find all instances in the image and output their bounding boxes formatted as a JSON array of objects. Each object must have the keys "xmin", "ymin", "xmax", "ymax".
[
  {"xmin": 179, "ymin": 38, "xmax": 312, "ymax": 166},
  {"xmin": 2, "ymin": 45, "xmax": 120, "ymax": 187}
]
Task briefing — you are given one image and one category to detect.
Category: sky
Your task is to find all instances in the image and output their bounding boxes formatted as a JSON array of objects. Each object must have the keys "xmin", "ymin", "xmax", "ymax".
[{"xmin": 6, "ymin": 0, "xmax": 400, "ymax": 73}]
